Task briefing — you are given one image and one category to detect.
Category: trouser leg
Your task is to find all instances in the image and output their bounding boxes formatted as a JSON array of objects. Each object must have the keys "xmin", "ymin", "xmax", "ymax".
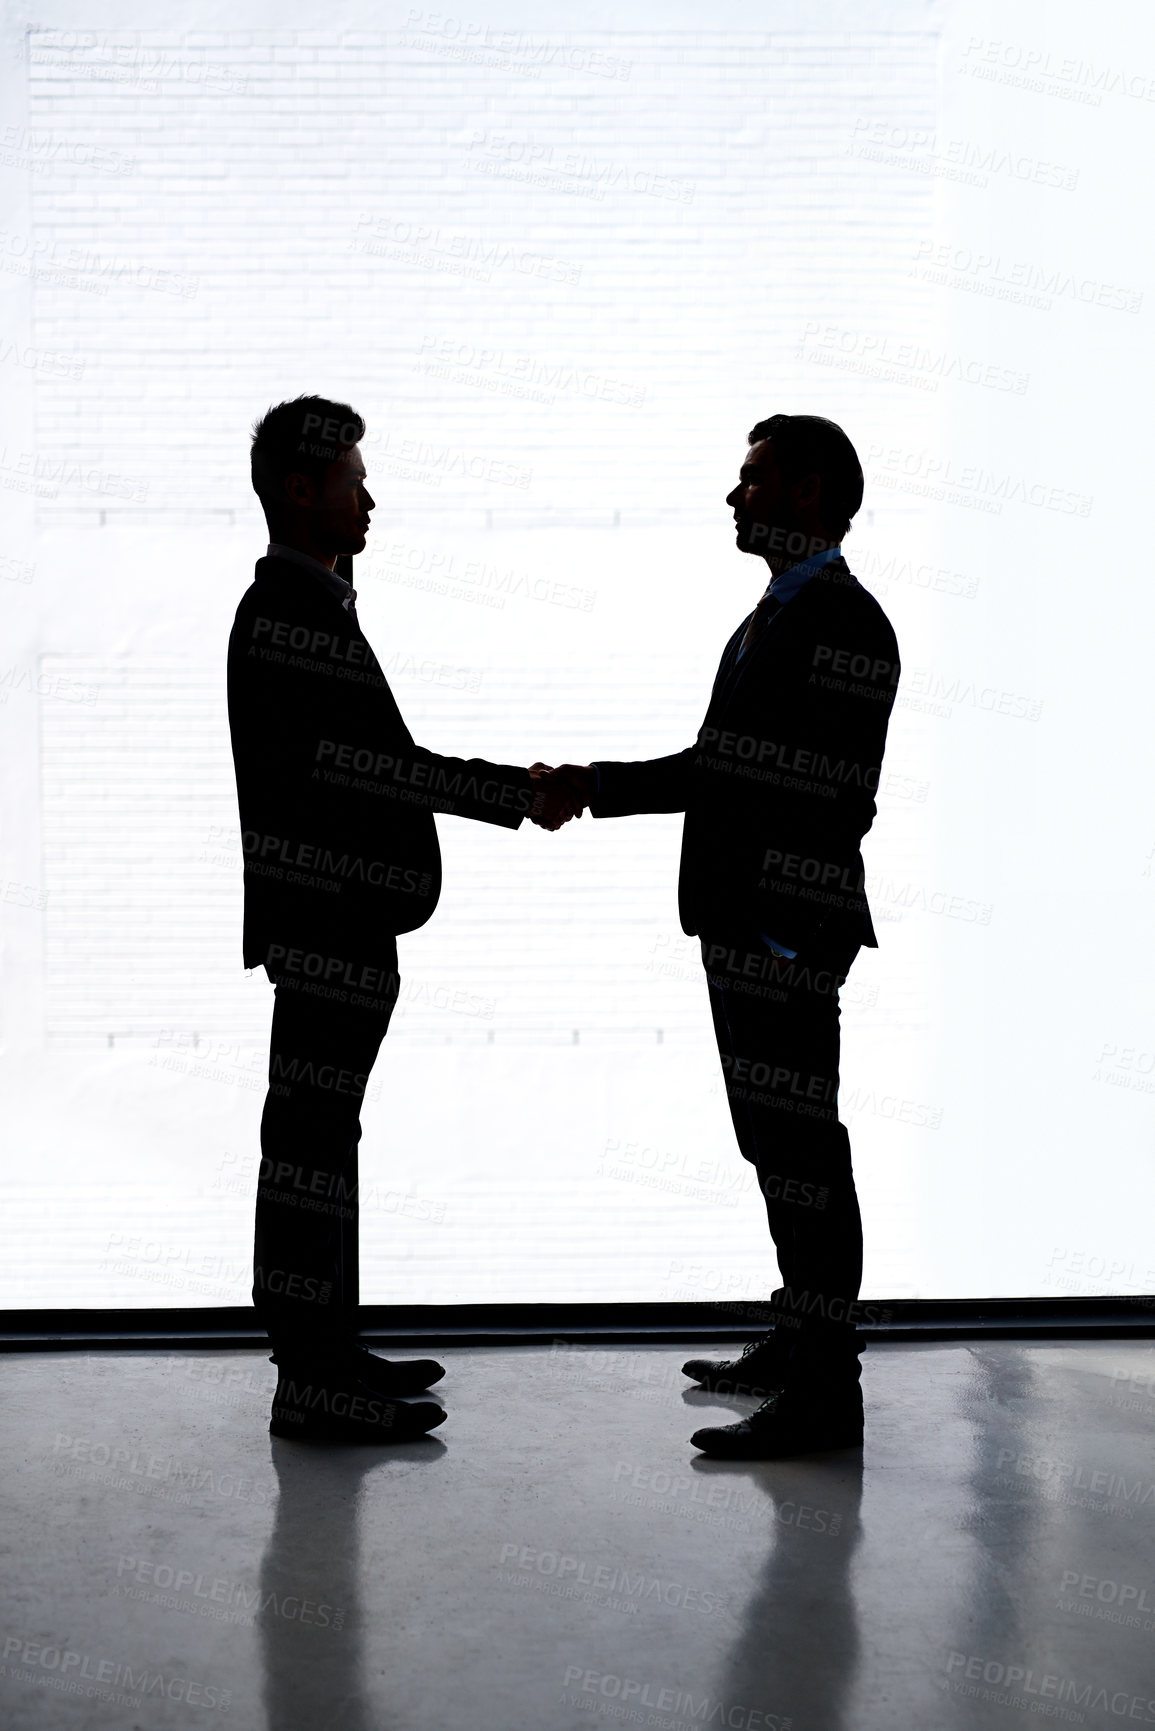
[
  {"xmin": 254, "ymin": 961, "xmax": 396, "ymax": 1358},
  {"xmin": 704, "ymin": 937, "xmax": 863, "ymax": 1377}
]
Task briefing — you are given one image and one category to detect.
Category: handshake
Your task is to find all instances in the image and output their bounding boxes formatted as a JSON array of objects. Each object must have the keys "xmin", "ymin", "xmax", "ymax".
[{"xmin": 527, "ymin": 762, "xmax": 596, "ymax": 831}]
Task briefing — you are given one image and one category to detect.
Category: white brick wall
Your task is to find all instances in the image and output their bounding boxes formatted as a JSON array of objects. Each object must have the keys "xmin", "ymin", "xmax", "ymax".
[
  {"xmin": 25, "ymin": 19, "xmax": 939, "ymax": 526},
  {"xmin": 5, "ymin": 0, "xmax": 1154, "ymax": 1306}
]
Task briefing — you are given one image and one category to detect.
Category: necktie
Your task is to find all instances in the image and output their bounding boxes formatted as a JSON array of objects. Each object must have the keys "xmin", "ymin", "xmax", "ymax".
[{"xmin": 737, "ymin": 590, "xmax": 783, "ymax": 661}]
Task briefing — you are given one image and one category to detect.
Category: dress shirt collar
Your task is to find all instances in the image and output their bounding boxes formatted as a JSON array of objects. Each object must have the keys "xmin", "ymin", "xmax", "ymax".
[
  {"xmin": 266, "ymin": 542, "xmax": 354, "ymax": 610},
  {"xmin": 764, "ymin": 543, "xmax": 843, "ymax": 607}
]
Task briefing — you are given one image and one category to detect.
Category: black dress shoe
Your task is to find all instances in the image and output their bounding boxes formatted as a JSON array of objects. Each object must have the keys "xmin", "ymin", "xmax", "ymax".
[
  {"xmin": 682, "ymin": 1332, "xmax": 786, "ymax": 1398},
  {"xmin": 690, "ymin": 1383, "xmax": 863, "ymax": 1459},
  {"xmin": 270, "ymin": 1364, "xmax": 446, "ymax": 1444},
  {"xmin": 342, "ymin": 1345, "xmax": 445, "ymax": 1397},
  {"xmin": 269, "ymin": 1343, "xmax": 445, "ymax": 1398}
]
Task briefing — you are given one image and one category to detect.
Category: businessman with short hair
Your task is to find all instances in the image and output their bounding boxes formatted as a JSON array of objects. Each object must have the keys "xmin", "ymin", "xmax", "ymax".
[
  {"xmin": 229, "ymin": 395, "xmax": 574, "ymax": 1443},
  {"xmin": 549, "ymin": 414, "xmax": 900, "ymax": 1457}
]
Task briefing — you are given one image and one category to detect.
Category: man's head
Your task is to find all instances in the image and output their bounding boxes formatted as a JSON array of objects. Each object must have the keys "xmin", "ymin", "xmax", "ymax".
[
  {"xmin": 250, "ymin": 395, "xmax": 374, "ymax": 564},
  {"xmin": 726, "ymin": 413, "xmax": 863, "ymax": 573}
]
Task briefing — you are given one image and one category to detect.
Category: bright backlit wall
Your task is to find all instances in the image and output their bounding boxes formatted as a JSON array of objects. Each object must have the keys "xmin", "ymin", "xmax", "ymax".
[{"xmin": 2, "ymin": 0, "xmax": 1153, "ymax": 1307}]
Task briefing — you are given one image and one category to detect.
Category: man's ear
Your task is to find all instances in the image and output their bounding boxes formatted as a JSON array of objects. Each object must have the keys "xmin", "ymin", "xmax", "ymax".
[{"xmin": 283, "ymin": 471, "xmax": 313, "ymax": 509}]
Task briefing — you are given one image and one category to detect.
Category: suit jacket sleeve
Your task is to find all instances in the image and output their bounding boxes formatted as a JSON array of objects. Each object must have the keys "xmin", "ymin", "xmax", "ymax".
[
  {"xmin": 342, "ymin": 635, "xmax": 532, "ymax": 829},
  {"xmin": 588, "ymin": 748, "xmax": 693, "ymax": 817},
  {"xmin": 231, "ymin": 590, "xmax": 532, "ymax": 834},
  {"xmin": 387, "ymin": 740, "xmax": 532, "ymax": 829}
]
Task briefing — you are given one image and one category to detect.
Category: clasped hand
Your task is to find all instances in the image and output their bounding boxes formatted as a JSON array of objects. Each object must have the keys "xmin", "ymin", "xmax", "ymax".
[{"xmin": 527, "ymin": 762, "xmax": 596, "ymax": 831}]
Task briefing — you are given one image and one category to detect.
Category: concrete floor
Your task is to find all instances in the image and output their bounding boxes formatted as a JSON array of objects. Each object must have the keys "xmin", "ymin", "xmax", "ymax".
[{"xmin": 3, "ymin": 1341, "xmax": 1155, "ymax": 1730}]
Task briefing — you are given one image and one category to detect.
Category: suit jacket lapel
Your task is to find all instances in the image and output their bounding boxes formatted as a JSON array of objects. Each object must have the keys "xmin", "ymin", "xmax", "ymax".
[
  {"xmin": 709, "ymin": 617, "xmax": 753, "ymax": 707},
  {"xmin": 712, "ymin": 558, "xmax": 851, "ymax": 714},
  {"xmin": 711, "ymin": 597, "xmax": 788, "ymax": 713}
]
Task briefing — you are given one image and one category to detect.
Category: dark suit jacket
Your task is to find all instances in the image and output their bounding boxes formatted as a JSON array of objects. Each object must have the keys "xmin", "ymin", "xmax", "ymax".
[
  {"xmin": 590, "ymin": 557, "xmax": 900, "ymax": 953},
  {"xmin": 227, "ymin": 555, "xmax": 531, "ymax": 973}
]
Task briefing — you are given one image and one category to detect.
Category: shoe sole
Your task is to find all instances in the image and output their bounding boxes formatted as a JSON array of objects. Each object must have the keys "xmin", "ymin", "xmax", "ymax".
[
  {"xmin": 352, "ymin": 1361, "xmax": 447, "ymax": 1395},
  {"xmin": 356, "ymin": 1377, "xmax": 444, "ymax": 1398},
  {"xmin": 270, "ymin": 1411, "xmax": 446, "ymax": 1444},
  {"xmin": 690, "ymin": 1431, "xmax": 863, "ymax": 1459},
  {"xmin": 685, "ymin": 1371, "xmax": 781, "ymax": 1398},
  {"xmin": 271, "ymin": 1419, "xmax": 446, "ymax": 1447}
]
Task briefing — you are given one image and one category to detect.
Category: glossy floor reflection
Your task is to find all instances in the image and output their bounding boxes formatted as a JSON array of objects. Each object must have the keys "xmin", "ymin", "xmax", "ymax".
[{"xmin": 4, "ymin": 1340, "xmax": 1155, "ymax": 1728}]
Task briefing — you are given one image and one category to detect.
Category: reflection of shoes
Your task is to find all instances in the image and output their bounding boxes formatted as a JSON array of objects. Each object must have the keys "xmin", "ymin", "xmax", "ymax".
[
  {"xmin": 690, "ymin": 1383, "xmax": 863, "ymax": 1459},
  {"xmin": 342, "ymin": 1346, "xmax": 445, "ymax": 1397},
  {"xmin": 270, "ymin": 1365, "xmax": 446, "ymax": 1444},
  {"xmin": 682, "ymin": 1333, "xmax": 785, "ymax": 1398}
]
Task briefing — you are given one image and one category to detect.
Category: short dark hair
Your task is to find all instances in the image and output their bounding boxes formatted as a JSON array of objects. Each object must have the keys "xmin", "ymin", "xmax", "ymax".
[
  {"xmin": 250, "ymin": 395, "xmax": 365, "ymax": 511},
  {"xmin": 747, "ymin": 413, "xmax": 863, "ymax": 540}
]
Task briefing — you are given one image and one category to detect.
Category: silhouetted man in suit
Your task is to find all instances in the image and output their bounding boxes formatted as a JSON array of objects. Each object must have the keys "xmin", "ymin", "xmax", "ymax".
[
  {"xmin": 548, "ymin": 414, "xmax": 899, "ymax": 1457},
  {"xmin": 229, "ymin": 396, "xmax": 574, "ymax": 1443}
]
